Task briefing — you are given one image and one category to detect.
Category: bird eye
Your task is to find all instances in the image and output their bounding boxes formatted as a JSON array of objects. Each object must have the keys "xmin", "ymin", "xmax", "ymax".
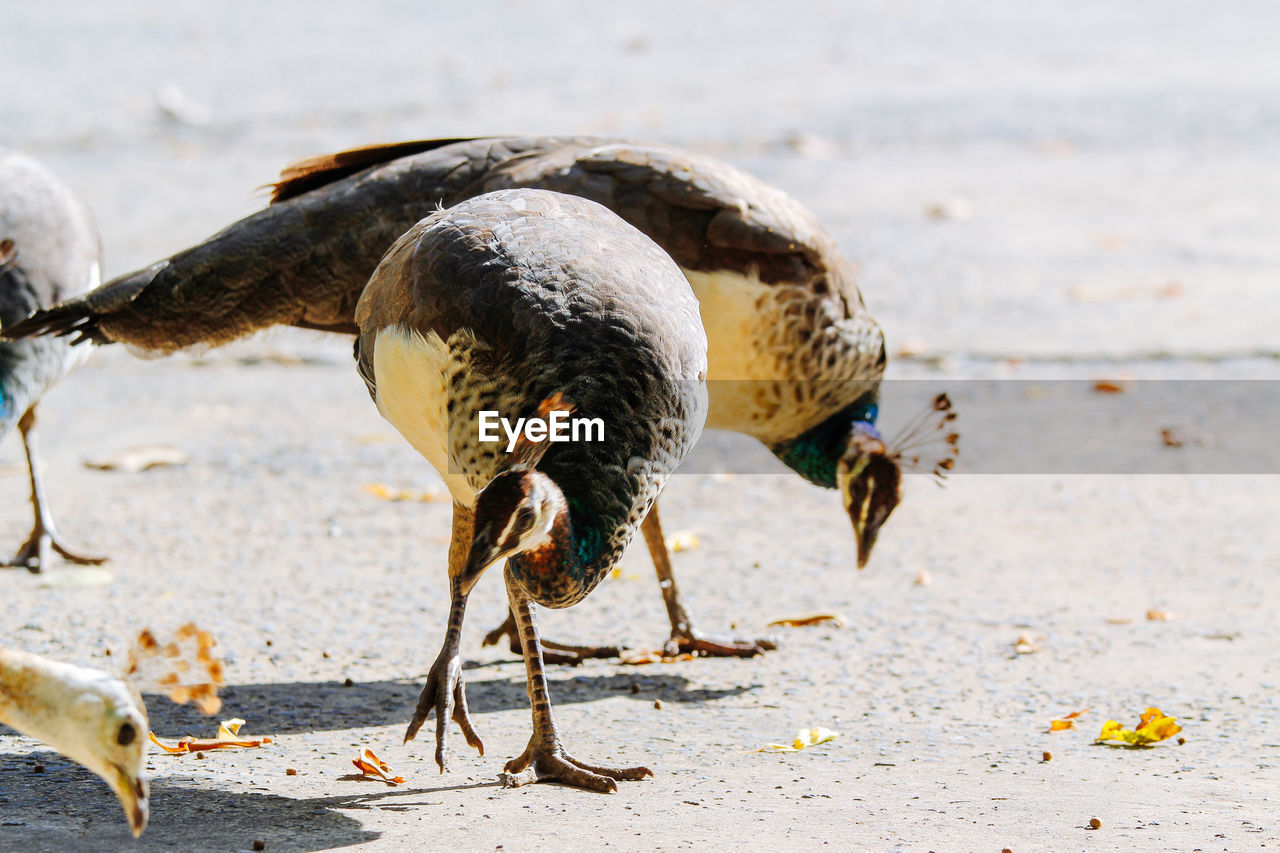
[
  {"xmin": 117, "ymin": 722, "xmax": 137, "ymax": 746},
  {"xmin": 516, "ymin": 507, "xmax": 536, "ymax": 529}
]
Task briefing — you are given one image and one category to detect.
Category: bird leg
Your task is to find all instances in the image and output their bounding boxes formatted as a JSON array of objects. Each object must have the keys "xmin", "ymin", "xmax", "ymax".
[
  {"xmin": 500, "ymin": 565, "xmax": 653, "ymax": 792},
  {"xmin": 641, "ymin": 503, "xmax": 776, "ymax": 658},
  {"xmin": 482, "ymin": 611, "xmax": 620, "ymax": 666},
  {"xmin": 6, "ymin": 407, "xmax": 106, "ymax": 572},
  {"xmin": 404, "ymin": 504, "xmax": 484, "ymax": 770}
]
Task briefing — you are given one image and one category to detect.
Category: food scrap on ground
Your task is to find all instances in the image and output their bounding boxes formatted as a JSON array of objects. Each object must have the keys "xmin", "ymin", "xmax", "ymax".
[
  {"xmin": 126, "ymin": 623, "xmax": 225, "ymax": 714},
  {"xmin": 351, "ymin": 748, "xmax": 406, "ymax": 785},
  {"xmin": 362, "ymin": 482, "xmax": 449, "ymax": 502},
  {"xmin": 665, "ymin": 530, "xmax": 699, "ymax": 552},
  {"xmin": 757, "ymin": 727, "xmax": 840, "ymax": 753},
  {"xmin": 149, "ymin": 718, "xmax": 273, "ymax": 754},
  {"xmin": 1049, "ymin": 708, "xmax": 1091, "ymax": 732},
  {"xmin": 1097, "ymin": 708, "xmax": 1182, "ymax": 746},
  {"xmin": 620, "ymin": 651, "xmax": 697, "ymax": 665},
  {"xmin": 767, "ymin": 613, "xmax": 847, "ymax": 628},
  {"xmin": 1014, "ymin": 632, "xmax": 1041, "ymax": 654},
  {"xmin": 83, "ymin": 444, "xmax": 189, "ymax": 473}
]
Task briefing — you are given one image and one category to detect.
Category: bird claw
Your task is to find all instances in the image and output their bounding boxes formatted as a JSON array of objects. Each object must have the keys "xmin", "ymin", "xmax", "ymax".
[
  {"xmin": 501, "ymin": 738, "xmax": 652, "ymax": 793},
  {"xmin": 5, "ymin": 527, "xmax": 106, "ymax": 573},
  {"xmin": 404, "ymin": 650, "xmax": 483, "ymax": 770},
  {"xmin": 666, "ymin": 629, "xmax": 778, "ymax": 659},
  {"xmin": 482, "ymin": 612, "xmax": 619, "ymax": 666}
]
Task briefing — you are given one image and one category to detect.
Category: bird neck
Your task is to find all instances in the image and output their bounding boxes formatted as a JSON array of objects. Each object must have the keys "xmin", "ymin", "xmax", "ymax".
[{"xmin": 771, "ymin": 390, "xmax": 881, "ymax": 489}]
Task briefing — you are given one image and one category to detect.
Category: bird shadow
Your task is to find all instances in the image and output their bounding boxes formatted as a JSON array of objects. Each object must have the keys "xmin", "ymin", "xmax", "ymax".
[
  {"xmin": 144, "ymin": 670, "xmax": 756, "ymax": 735},
  {"xmin": 0, "ymin": 751, "xmax": 382, "ymax": 852}
]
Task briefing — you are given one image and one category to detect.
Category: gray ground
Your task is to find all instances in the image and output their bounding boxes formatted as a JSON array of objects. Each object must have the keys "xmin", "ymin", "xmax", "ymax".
[{"xmin": 2, "ymin": 1, "xmax": 1278, "ymax": 850}]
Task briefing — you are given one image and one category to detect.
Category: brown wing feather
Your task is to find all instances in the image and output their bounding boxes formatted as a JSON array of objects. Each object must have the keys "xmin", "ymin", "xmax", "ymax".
[{"xmin": 268, "ymin": 137, "xmax": 484, "ymax": 203}]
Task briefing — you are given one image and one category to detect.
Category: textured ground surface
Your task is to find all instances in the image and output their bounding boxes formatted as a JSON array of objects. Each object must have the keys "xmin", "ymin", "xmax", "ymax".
[{"xmin": 2, "ymin": 2, "xmax": 1278, "ymax": 851}]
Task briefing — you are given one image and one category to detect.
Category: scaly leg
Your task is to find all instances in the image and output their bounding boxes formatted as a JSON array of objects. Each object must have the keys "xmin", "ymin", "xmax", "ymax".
[
  {"xmin": 501, "ymin": 565, "xmax": 653, "ymax": 792},
  {"xmin": 404, "ymin": 503, "xmax": 484, "ymax": 771},
  {"xmin": 6, "ymin": 407, "xmax": 106, "ymax": 573},
  {"xmin": 641, "ymin": 503, "xmax": 776, "ymax": 658}
]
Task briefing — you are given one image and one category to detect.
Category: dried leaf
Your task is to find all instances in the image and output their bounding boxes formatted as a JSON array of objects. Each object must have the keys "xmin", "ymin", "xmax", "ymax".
[
  {"xmin": 1048, "ymin": 708, "xmax": 1091, "ymax": 732},
  {"xmin": 1106, "ymin": 617, "xmax": 1133, "ymax": 625},
  {"xmin": 665, "ymin": 530, "xmax": 699, "ymax": 552},
  {"xmin": 149, "ymin": 718, "xmax": 273, "ymax": 754},
  {"xmin": 84, "ymin": 445, "xmax": 189, "ymax": 473},
  {"xmin": 126, "ymin": 623, "xmax": 225, "ymax": 715},
  {"xmin": 1097, "ymin": 707, "xmax": 1182, "ymax": 745},
  {"xmin": 351, "ymin": 748, "xmax": 406, "ymax": 785},
  {"xmin": 362, "ymin": 482, "xmax": 448, "ymax": 503},
  {"xmin": 767, "ymin": 613, "xmax": 847, "ymax": 628},
  {"xmin": 757, "ymin": 727, "xmax": 840, "ymax": 752},
  {"xmin": 1092, "ymin": 380, "xmax": 1129, "ymax": 394},
  {"xmin": 1145, "ymin": 609, "xmax": 1175, "ymax": 621}
]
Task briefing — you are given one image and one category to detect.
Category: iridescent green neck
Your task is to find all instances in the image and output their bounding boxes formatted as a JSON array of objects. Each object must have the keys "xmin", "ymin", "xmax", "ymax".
[{"xmin": 771, "ymin": 391, "xmax": 880, "ymax": 490}]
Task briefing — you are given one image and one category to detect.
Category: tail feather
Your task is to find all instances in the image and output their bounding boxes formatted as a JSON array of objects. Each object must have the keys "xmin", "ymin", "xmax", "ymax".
[{"xmin": 268, "ymin": 137, "xmax": 482, "ymax": 203}]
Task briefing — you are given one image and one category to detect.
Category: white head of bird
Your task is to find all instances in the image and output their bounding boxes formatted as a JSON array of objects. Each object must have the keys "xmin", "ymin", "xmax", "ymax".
[{"xmin": 0, "ymin": 649, "xmax": 149, "ymax": 836}]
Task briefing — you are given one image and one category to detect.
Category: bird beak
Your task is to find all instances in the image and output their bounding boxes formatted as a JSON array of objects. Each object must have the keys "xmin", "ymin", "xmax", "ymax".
[
  {"xmin": 460, "ymin": 528, "xmax": 506, "ymax": 595},
  {"xmin": 849, "ymin": 505, "xmax": 881, "ymax": 570},
  {"xmin": 108, "ymin": 763, "xmax": 149, "ymax": 837}
]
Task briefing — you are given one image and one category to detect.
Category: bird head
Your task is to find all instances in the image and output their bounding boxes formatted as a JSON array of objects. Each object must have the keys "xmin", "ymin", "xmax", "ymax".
[
  {"xmin": 838, "ymin": 423, "xmax": 902, "ymax": 569},
  {"xmin": 461, "ymin": 393, "xmax": 572, "ymax": 589},
  {"xmin": 0, "ymin": 650, "xmax": 149, "ymax": 836},
  {"xmin": 71, "ymin": 683, "xmax": 150, "ymax": 837},
  {"xmin": 463, "ymin": 466, "xmax": 566, "ymax": 587},
  {"xmin": 838, "ymin": 392, "xmax": 959, "ymax": 569}
]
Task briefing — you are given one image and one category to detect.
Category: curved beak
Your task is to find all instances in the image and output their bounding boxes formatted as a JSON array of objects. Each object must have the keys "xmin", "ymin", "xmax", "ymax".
[{"xmin": 108, "ymin": 763, "xmax": 149, "ymax": 837}]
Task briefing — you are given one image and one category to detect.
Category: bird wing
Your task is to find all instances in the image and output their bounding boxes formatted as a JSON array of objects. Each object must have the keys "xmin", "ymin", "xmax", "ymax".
[{"xmin": 3, "ymin": 136, "xmax": 860, "ymax": 349}]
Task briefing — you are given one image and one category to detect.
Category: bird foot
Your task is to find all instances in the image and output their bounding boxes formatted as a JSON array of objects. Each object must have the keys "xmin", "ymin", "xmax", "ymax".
[
  {"xmin": 666, "ymin": 629, "xmax": 778, "ymax": 659},
  {"xmin": 5, "ymin": 526, "xmax": 107, "ymax": 573},
  {"xmin": 501, "ymin": 737, "xmax": 652, "ymax": 793},
  {"xmin": 482, "ymin": 613, "xmax": 620, "ymax": 666},
  {"xmin": 404, "ymin": 649, "xmax": 484, "ymax": 771}
]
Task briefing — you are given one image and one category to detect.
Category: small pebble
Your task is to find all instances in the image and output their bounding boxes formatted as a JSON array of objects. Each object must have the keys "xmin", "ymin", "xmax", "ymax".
[
  {"xmin": 252, "ymin": 840, "xmax": 266, "ymax": 851},
  {"xmin": 1089, "ymin": 818, "xmax": 1102, "ymax": 830},
  {"xmin": 1177, "ymin": 737, "xmax": 1186, "ymax": 745},
  {"xmin": 630, "ymin": 683, "xmax": 639, "ymax": 694},
  {"xmin": 195, "ymin": 752, "xmax": 206, "ymax": 760},
  {"xmin": 653, "ymin": 699, "xmax": 663, "ymax": 710},
  {"xmin": 343, "ymin": 677, "xmax": 354, "ymax": 687},
  {"xmin": 1002, "ymin": 848, "xmax": 1013, "ymax": 853},
  {"xmin": 286, "ymin": 768, "xmax": 297, "ymax": 776},
  {"xmin": 1042, "ymin": 751, "xmax": 1052, "ymax": 762},
  {"xmin": 32, "ymin": 765, "xmax": 44, "ymax": 774}
]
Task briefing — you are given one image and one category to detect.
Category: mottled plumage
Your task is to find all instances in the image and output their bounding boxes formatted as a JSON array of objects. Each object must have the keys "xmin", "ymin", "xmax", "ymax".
[{"xmin": 359, "ymin": 189, "xmax": 707, "ymax": 790}]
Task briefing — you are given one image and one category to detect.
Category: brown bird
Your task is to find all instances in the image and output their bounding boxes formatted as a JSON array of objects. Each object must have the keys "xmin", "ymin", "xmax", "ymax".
[
  {"xmin": 356, "ymin": 188, "xmax": 707, "ymax": 789},
  {"xmin": 5, "ymin": 136, "xmax": 956, "ymax": 657},
  {"xmin": 0, "ymin": 149, "xmax": 106, "ymax": 570}
]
